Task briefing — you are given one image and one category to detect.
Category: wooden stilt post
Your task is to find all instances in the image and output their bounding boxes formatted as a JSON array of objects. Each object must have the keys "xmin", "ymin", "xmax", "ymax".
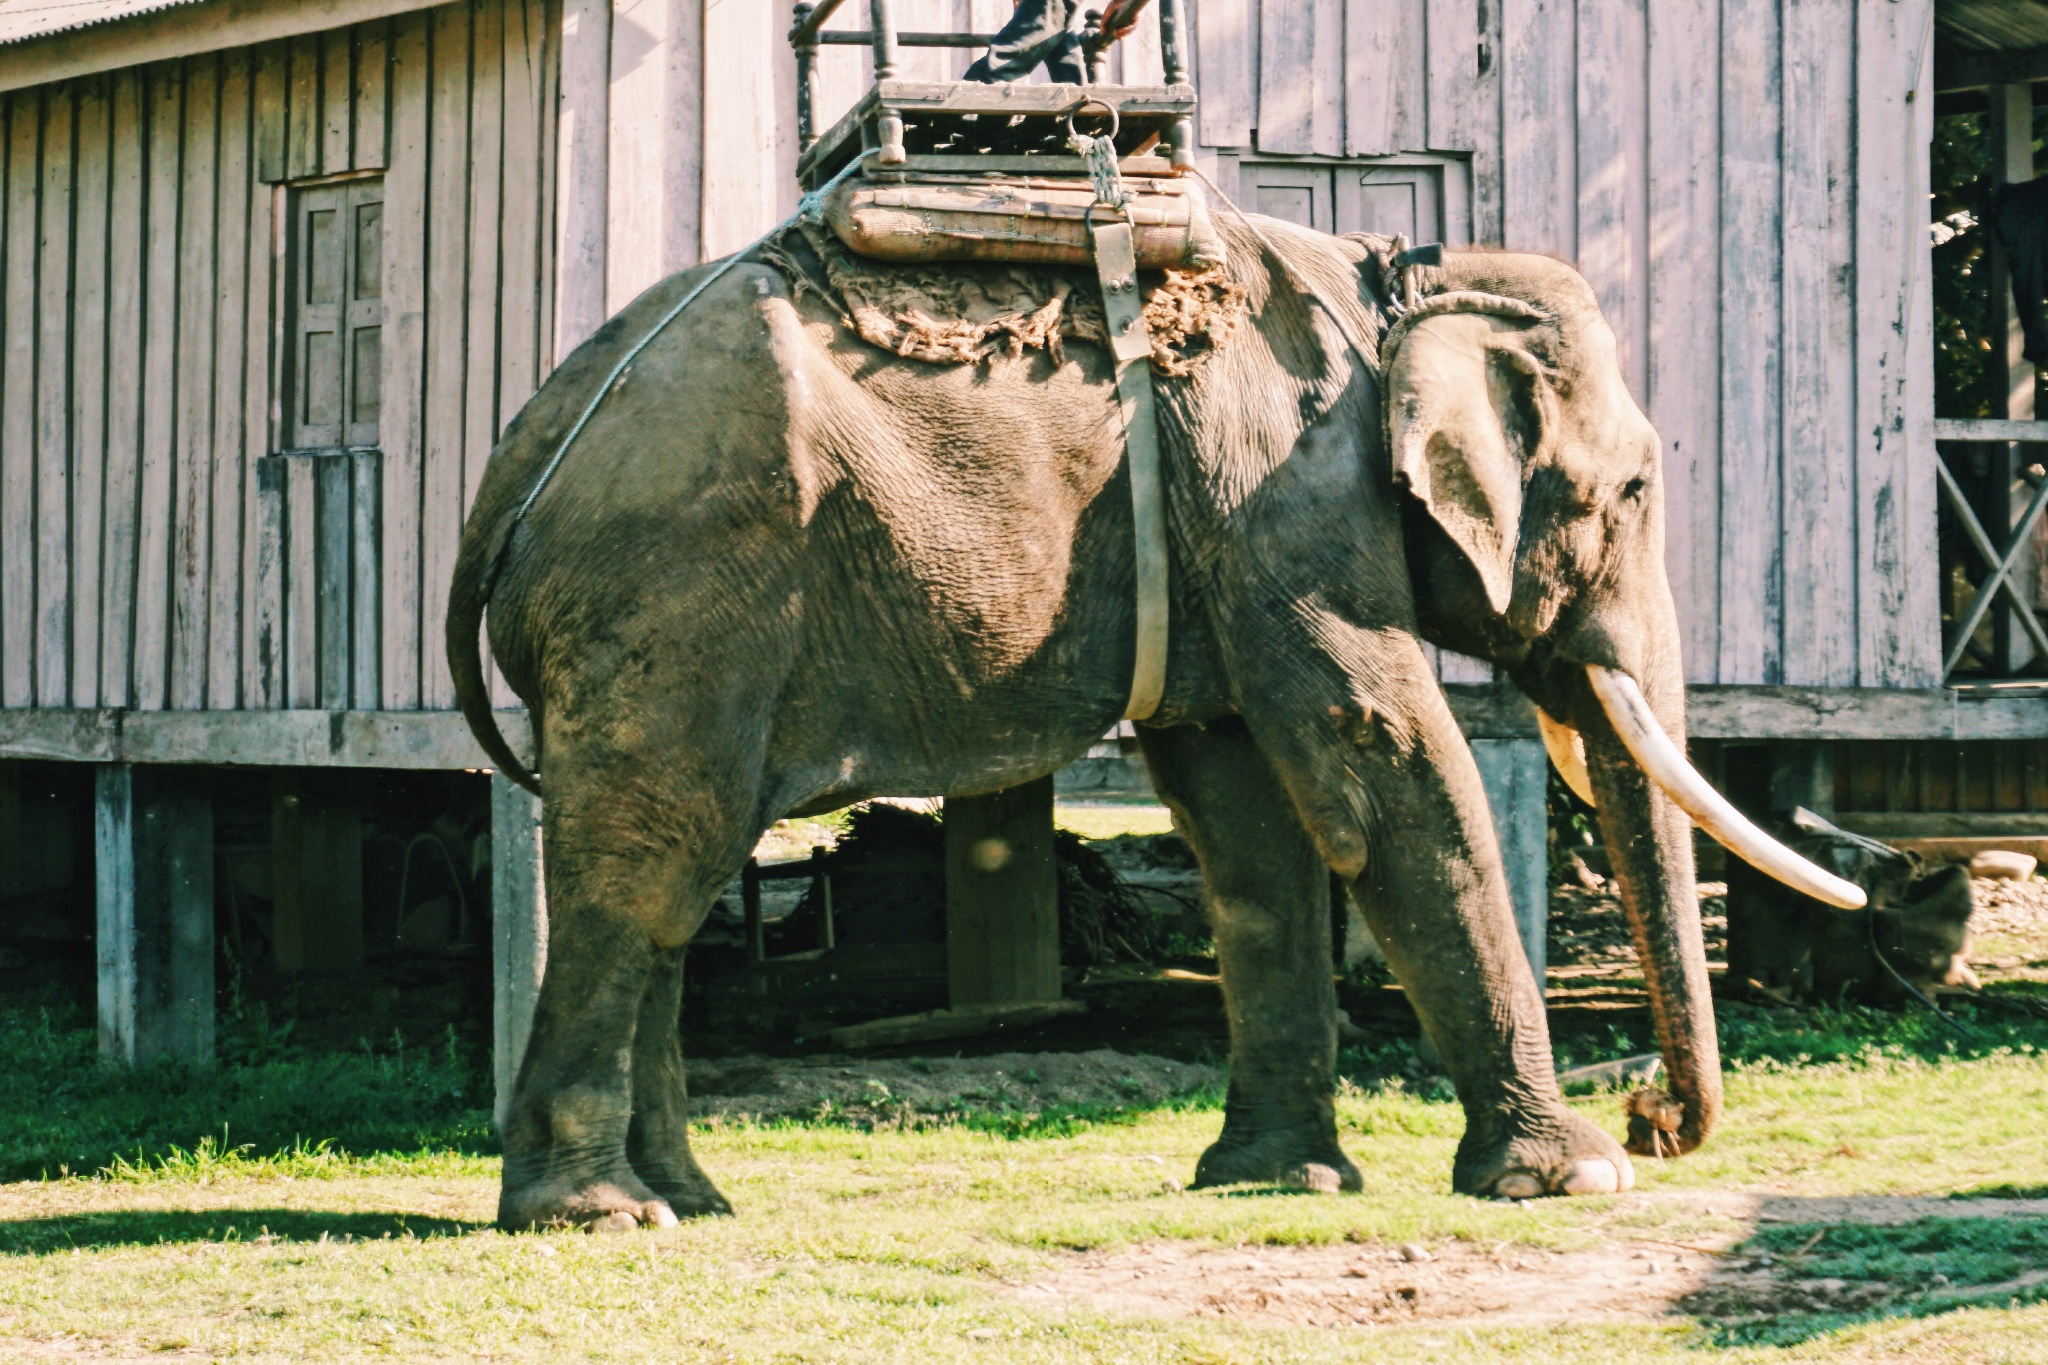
[
  {"xmin": 491, "ymin": 773, "xmax": 546, "ymax": 1132},
  {"xmin": 1987, "ymin": 81, "xmax": 2039, "ymax": 672},
  {"xmin": 1470, "ymin": 739, "xmax": 1548, "ymax": 989},
  {"xmin": 95, "ymin": 764, "xmax": 215, "ymax": 1066},
  {"xmin": 944, "ymin": 777, "xmax": 1061, "ymax": 1007}
]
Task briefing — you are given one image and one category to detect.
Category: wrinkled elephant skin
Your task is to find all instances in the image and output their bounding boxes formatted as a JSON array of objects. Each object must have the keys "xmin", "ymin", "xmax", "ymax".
[{"xmin": 449, "ymin": 221, "xmax": 1741, "ymax": 1228}]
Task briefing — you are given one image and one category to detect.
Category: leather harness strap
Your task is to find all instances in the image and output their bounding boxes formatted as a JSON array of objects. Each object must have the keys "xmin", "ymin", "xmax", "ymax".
[{"xmin": 1076, "ymin": 124, "xmax": 1169, "ymax": 722}]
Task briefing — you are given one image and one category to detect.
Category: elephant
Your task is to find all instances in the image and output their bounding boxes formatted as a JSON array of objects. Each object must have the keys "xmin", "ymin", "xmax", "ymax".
[{"xmin": 448, "ymin": 209, "xmax": 1860, "ymax": 1230}]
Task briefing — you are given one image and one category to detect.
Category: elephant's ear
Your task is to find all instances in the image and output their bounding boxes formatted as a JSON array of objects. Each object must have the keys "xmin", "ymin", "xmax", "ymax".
[{"xmin": 1385, "ymin": 311, "xmax": 1537, "ymax": 615}]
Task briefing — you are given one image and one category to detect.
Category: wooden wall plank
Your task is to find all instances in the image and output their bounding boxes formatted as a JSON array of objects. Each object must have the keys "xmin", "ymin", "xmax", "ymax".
[
  {"xmin": 493, "ymin": 0, "xmax": 548, "ymax": 709},
  {"xmin": 1344, "ymin": 0, "xmax": 1398, "ymax": 156},
  {"xmin": 254, "ymin": 39, "xmax": 286, "ymax": 180},
  {"xmin": 354, "ymin": 21, "xmax": 390, "ymax": 170},
  {"xmin": 100, "ymin": 68, "xmax": 145, "ymax": 708},
  {"xmin": 1310, "ymin": 0, "xmax": 1343, "ymax": 156},
  {"xmin": 810, "ymin": 0, "xmax": 866, "ymax": 146},
  {"xmin": 316, "ymin": 453, "xmax": 351, "ymax": 708},
  {"xmin": 1116, "ymin": 2, "xmax": 1166, "ymax": 85},
  {"xmin": 132, "ymin": 64, "xmax": 184, "ymax": 711},
  {"xmin": 1426, "ymin": 0, "xmax": 1481, "ymax": 152},
  {"xmin": 498, "ymin": 0, "xmax": 544, "ymax": 417},
  {"xmin": 284, "ymin": 454, "xmax": 315, "ymax": 705},
  {"xmin": 1469, "ymin": 0, "xmax": 1504, "ymax": 242},
  {"xmin": 1575, "ymin": 0, "xmax": 1647, "ymax": 396},
  {"xmin": 465, "ymin": 0, "xmax": 504, "ymax": 509},
  {"xmin": 1717, "ymin": 0, "xmax": 1783, "ymax": 684},
  {"xmin": 242, "ymin": 182, "xmax": 281, "ymax": 708},
  {"xmin": 208, "ymin": 50, "xmax": 253, "ymax": 710},
  {"xmin": 418, "ymin": 1, "xmax": 472, "ymax": 711},
  {"xmin": 379, "ymin": 9, "xmax": 429, "ymax": 709},
  {"xmin": 70, "ymin": 75, "xmax": 110, "ymax": 708},
  {"xmin": 1855, "ymin": 0, "xmax": 1940, "ymax": 686},
  {"xmin": 1647, "ymin": 0, "xmax": 1723, "ymax": 684},
  {"xmin": 606, "ymin": 0, "xmax": 674, "ymax": 310},
  {"xmin": 1195, "ymin": 0, "xmax": 1253, "ymax": 146},
  {"xmin": 1390, "ymin": 0, "xmax": 1425, "ymax": 153},
  {"xmin": 1499, "ymin": 0, "xmax": 1573, "ymax": 257},
  {"xmin": 700, "ymin": 0, "xmax": 779, "ymax": 258},
  {"xmin": 1256, "ymin": 0, "xmax": 1313, "ymax": 153},
  {"xmin": 168, "ymin": 54, "xmax": 218, "ymax": 711},
  {"xmin": 553, "ymin": 0, "xmax": 607, "ymax": 352},
  {"xmin": 287, "ymin": 32, "xmax": 320, "ymax": 178},
  {"xmin": 4, "ymin": 92, "xmax": 42, "ymax": 709},
  {"xmin": 350, "ymin": 449, "xmax": 380, "ymax": 706},
  {"xmin": 36, "ymin": 85, "xmax": 74, "ymax": 707},
  {"xmin": 322, "ymin": 24, "xmax": 354, "ymax": 172},
  {"xmin": 1778, "ymin": 0, "xmax": 1856, "ymax": 685}
]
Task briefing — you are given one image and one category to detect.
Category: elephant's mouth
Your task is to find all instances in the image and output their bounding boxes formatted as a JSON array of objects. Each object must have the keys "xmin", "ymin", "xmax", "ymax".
[{"xmin": 1538, "ymin": 667, "xmax": 1866, "ymax": 910}]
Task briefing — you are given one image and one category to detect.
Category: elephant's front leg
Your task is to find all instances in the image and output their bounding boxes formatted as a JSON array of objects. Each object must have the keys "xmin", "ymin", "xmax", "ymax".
[
  {"xmin": 1140, "ymin": 720, "xmax": 1360, "ymax": 1191},
  {"xmin": 1288, "ymin": 661, "xmax": 1632, "ymax": 1199}
]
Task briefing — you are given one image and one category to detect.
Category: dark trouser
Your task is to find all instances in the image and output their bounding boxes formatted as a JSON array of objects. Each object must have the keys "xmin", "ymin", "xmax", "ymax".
[
  {"xmin": 963, "ymin": 0, "xmax": 1088, "ymax": 83},
  {"xmin": 1995, "ymin": 178, "xmax": 2048, "ymax": 366}
]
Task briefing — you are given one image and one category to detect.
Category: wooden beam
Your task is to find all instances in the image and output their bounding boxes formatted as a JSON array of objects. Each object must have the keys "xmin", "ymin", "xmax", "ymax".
[
  {"xmin": 1933, "ymin": 418, "xmax": 2048, "ymax": 443},
  {"xmin": 0, "ymin": 707, "xmax": 532, "ymax": 768},
  {"xmin": 1935, "ymin": 43, "xmax": 2048, "ymax": 94},
  {"xmin": 14, "ymin": 682, "xmax": 2048, "ymax": 770},
  {"xmin": 0, "ymin": 0, "xmax": 453, "ymax": 97},
  {"xmin": 491, "ymin": 773, "xmax": 545, "ymax": 1131},
  {"xmin": 95, "ymin": 764, "xmax": 214, "ymax": 1065},
  {"xmin": 825, "ymin": 999, "xmax": 1086, "ymax": 1052},
  {"xmin": 944, "ymin": 776, "xmax": 1060, "ymax": 1007}
]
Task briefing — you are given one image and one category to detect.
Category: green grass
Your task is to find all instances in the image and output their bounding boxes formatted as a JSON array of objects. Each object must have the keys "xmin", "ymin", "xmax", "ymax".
[
  {"xmin": 5, "ymin": 995, "xmax": 2048, "ymax": 1360},
  {"xmin": 1054, "ymin": 801, "xmax": 1178, "ymax": 841}
]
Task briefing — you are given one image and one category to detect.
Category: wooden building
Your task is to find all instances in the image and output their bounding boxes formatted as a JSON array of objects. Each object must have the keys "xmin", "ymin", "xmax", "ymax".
[{"xmin": 0, "ymin": 0, "xmax": 2042, "ymax": 1085}]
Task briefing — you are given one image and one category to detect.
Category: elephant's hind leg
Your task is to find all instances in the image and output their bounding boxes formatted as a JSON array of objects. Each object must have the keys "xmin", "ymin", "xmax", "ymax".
[
  {"xmin": 1139, "ymin": 720, "xmax": 1362, "ymax": 1193},
  {"xmin": 496, "ymin": 769, "xmax": 750, "ymax": 1231},
  {"xmin": 626, "ymin": 945, "xmax": 731, "ymax": 1216}
]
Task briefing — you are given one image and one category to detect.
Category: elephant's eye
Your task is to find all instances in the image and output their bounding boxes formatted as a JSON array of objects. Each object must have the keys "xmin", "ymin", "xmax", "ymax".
[{"xmin": 1621, "ymin": 477, "xmax": 1646, "ymax": 501}]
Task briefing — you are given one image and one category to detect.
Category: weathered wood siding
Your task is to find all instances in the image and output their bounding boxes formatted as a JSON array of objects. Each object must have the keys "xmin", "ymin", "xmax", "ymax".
[
  {"xmin": 1171, "ymin": 0, "xmax": 1941, "ymax": 688},
  {"xmin": 0, "ymin": 0, "xmax": 556, "ymax": 714}
]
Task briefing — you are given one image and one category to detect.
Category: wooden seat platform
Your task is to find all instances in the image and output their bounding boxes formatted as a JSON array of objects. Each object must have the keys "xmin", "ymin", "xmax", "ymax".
[{"xmin": 789, "ymin": 0, "xmax": 1197, "ymax": 190}]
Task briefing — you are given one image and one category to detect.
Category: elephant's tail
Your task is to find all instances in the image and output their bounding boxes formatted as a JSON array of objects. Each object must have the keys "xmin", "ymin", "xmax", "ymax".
[{"xmin": 446, "ymin": 512, "xmax": 541, "ymax": 795}]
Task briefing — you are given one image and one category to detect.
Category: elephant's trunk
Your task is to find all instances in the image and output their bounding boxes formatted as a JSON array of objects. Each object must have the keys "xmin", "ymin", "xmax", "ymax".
[{"xmin": 1575, "ymin": 671, "xmax": 1724, "ymax": 1156}]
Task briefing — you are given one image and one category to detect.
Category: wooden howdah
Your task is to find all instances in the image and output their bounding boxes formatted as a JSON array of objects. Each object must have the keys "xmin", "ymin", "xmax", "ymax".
[{"xmin": 823, "ymin": 172, "xmax": 1225, "ymax": 270}]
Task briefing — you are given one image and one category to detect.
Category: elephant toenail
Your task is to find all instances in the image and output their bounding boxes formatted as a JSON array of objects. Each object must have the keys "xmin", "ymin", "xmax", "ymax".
[
  {"xmin": 1494, "ymin": 1173, "xmax": 1543, "ymax": 1200},
  {"xmin": 591, "ymin": 1210, "xmax": 639, "ymax": 1233},
  {"xmin": 646, "ymin": 1203, "xmax": 680, "ymax": 1229},
  {"xmin": 1561, "ymin": 1159, "xmax": 1620, "ymax": 1196},
  {"xmin": 1281, "ymin": 1163, "xmax": 1343, "ymax": 1193}
]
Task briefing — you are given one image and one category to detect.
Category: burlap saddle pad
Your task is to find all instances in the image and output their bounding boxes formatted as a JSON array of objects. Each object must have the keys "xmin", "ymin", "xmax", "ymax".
[{"xmin": 764, "ymin": 218, "xmax": 1247, "ymax": 377}]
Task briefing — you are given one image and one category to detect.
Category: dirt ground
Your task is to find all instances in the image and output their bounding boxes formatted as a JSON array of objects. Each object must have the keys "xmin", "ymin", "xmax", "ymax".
[
  {"xmin": 1013, "ymin": 1193, "xmax": 2048, "ymax": 1330},
  {"xmin": 687, "ymin": 1048, "xmax": 1223, "ymax": 1124}
]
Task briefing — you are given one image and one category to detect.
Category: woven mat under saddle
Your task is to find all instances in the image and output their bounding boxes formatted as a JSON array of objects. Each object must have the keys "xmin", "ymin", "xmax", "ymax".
[{"xmin": 765, "ymin": 219, "xmax": 1246, "ymax": 377}]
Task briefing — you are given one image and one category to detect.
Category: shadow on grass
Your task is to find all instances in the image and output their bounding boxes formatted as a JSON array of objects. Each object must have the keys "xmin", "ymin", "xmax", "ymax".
[
  {"xmin": 1679, "ymin": 1197, "xmax": 2048, "ymax": 1349},
  {"xmin": 0, "ymin": 1208, "xmax": 485, "ymax": 1255}
]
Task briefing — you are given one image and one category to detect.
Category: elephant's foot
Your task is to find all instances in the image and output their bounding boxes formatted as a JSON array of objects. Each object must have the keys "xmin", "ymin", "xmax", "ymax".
[
  {"xmin": 1453, "ymin": 1108, "xmax": 1634, "ymax": 1200},
  {"xmin": 1191, "ymin": 1115, "xmax": 1362, "ymax": 1193},
  {"xmin": 628, "ymin": 1147, "xmax": 734, "ymax": 1219},
  {"xmin": 498, "ymin": 1154, "xmax": 681, "ymax": 1232}
]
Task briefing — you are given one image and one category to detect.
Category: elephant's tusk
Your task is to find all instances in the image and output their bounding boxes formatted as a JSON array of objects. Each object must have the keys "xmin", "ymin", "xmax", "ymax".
[
  {"xmin": 1536, "ymin": 708, "xmax": 1597, "ymax": 808},
  {"xmin": 1585, "ymin": 665, "xmax": 1867, "ymax": 910}
]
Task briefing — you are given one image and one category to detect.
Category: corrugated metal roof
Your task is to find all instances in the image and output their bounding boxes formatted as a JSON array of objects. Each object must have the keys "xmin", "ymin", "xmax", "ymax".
[
  {"xmin": 1938, "ymin": 0, "xmax": 2048, "ymax": 53},
  {"xmin": 0, "ymin": 0, "xmax": 207, "ymax": 48}
]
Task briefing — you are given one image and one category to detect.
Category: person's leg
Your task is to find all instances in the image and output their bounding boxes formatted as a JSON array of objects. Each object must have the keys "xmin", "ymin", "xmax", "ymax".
[{"xmin": 964, "ymin": 0, "xmax": 1082, "ymax": 82}]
